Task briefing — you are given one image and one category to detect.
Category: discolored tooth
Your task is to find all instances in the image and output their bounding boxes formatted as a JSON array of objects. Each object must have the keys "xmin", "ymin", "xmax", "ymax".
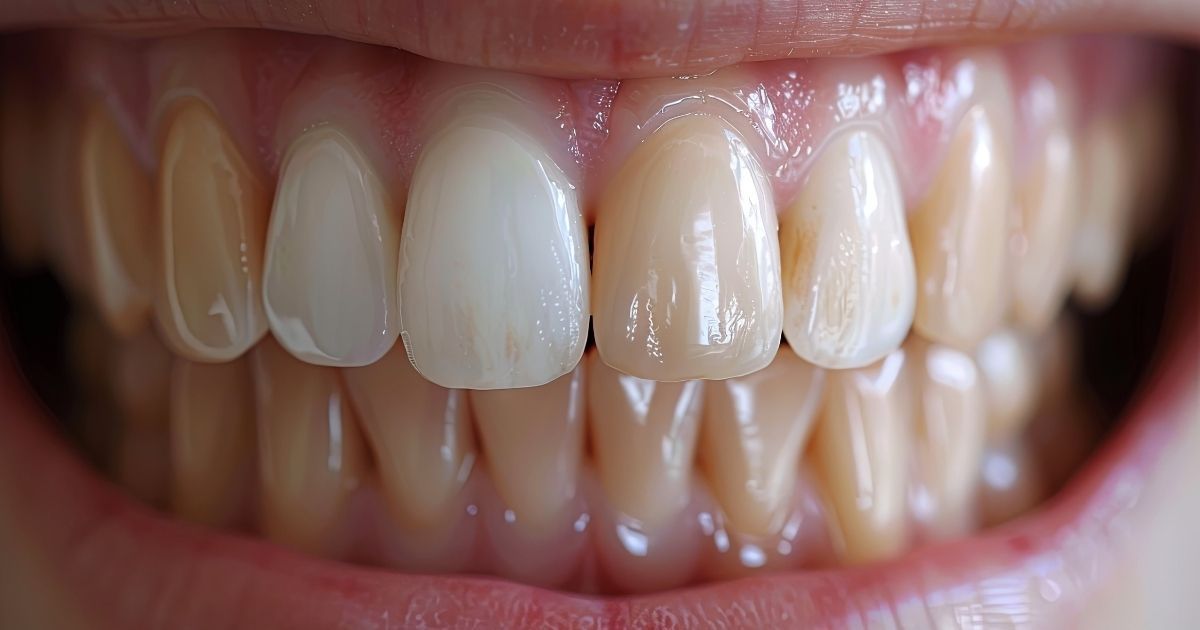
[
  {"xmin": 111, "ymin": 329, "xmax": 171, "ymax": 430},
  {"xmin": 593, "ymin": 115, "xmax": 783, "ymax": 381},
  {"xmin": 252, "ymin": 338, "xmax": 366, "ymax": 555},
  {"xmin": 264, "ymin": 126, "xmax": 399, "ymax": 367},
  {"xmin": 1010, "ymin": 124, "xmax": 1082, "ymax": 330},
  {"xmin": 976, "ymin": 329, "xmax": 1039, "ymax": 440},
  {"xmin": 157, "ymin": 98, "xmax": 269, "ymax": 361},
  {"xmin": 588, "ymin": 351, "xmax": 703, "ymax": 529},
  {"xmin": 169, "ymin": 357, "xmax": 255, "ymax": 527},
  {"xmin": 701, "ymin": 351, "xmax": 825, "ymax": 537},
  {"xmin": 472, "ymin": 363, "xmax": 586, "ymax": 533},
  {"xmin": 399, "ymin": 112, "xmax": 589, "ymax": 390},
  {"xmin": 343, "ymin": 347, "xmax": 476, "ymax": 529},
  {"xmin": 909, "ymin": 105, "xmax": 1012, "ymax": 350},
  {"xmin": 811, "ymin": 350, "xmax": 912, "ymax": 563},
  {"xmin": 780, "ymin": 130, "xmax": 915, "ymax": 369},
  {"xmin": 1072, "ymin": 115, "xmax": 1136, "ymax": 308},
  {"xmin": 907, "ymin": 339, "xmax": 987, "ymax": 541},
  {"xmin": 79, "ymin": 101, "xmax": 153, "ymax": 336}
]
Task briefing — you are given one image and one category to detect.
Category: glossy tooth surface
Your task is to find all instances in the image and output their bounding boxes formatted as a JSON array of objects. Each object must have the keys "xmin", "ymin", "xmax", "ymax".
[
  {"xmin": 264, "ymin": 127, "xmax": 399, "ymax": 367},
  {"xmin": 471, "ymin": 364, "xmax": 586, "ymax": 533},
  {"xmin": 157, "ymin": 99, "xmax": 269, "ymax": 361},
  {"xmin": 812, "ymin": 350, "xmax": 912, "ymax": 563},
  {"xmin": 80, "ymin": 101, "xmax": 153, "ymax": 336},
  {"xmin": 1073, "ymin": 115, "xmax": 1135, "ymax": 308},
  {"xmin": 343, "ymin": 347, "xmax": 476, "ymax": 529},
  {"xmin": 701, "ymin": 351, "xmax": 825, "ymax": 537},
  {"xmin": 910, "ymin": 106, "xmax": 1011, "ymax": 349},
  {"xmin": 169, "ymin": 357, "xmax": 255, "ymax": 526},
  {"xmin": 399, "ymin": 115, "xmax": 589, "ymax": 390},
  {"xmin": 588, "ymin": 351, "xmax": 703, "ymax": 529},
  {"xmin": 593, "ymin": 115, "xmax": 783, "ymax": 381},
  {"xmin": 976, "ymin": 329, "xmax": 1039, "ymax": 440},
  {"xmin": 979, "ymin": 442, "xmax": 1046, "ymax": 527},
  {"xmin": 253, "ymin": 338, "xmax": 366, "ymax": 555},
  {"xmin": 780, "ymin": 130, "xmax": 915, "ymax": 369},
  {"xmin": 907, "ymin": 339, "xmax": 987, "ymax": 540}
]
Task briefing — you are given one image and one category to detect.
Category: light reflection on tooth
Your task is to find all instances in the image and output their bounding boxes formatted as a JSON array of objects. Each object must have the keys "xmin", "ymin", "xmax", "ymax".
[
  {"xmin": 1073, "ymin": 115, "xmax": 1136, "ymax": 309},
  {"xmin": 780, "ymin": 129, "xmax": 915, "ymax": 369},
  {"xmin": 157, "ymin": 98, "xmax": 269, "ymax": 361},
  {"xmin": 976, "ymin": 329, "xmax": 1039, "ymax": 440},
  {"xmin": 979, "ymin": 442, "xmax": 1046, "ymax": 528},
  {"xmin": 264, "ymin": 126, "xmax": 399, "ymax": 367},
  {"xmin": 593, "ymin": 115, "xmax": 783, "ymax": 381}
]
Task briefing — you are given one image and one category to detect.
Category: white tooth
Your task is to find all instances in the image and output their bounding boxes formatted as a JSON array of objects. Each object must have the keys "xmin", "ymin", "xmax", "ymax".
[{"xmin": 1072, "ymin": 115, "xmax": 1136, "ymax": 308}]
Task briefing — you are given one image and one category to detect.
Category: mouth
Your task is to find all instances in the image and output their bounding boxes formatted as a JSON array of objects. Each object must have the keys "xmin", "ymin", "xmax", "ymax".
[{"xmin": 0, "ymin": 11, "xmax": 1199, "ymax": 628}]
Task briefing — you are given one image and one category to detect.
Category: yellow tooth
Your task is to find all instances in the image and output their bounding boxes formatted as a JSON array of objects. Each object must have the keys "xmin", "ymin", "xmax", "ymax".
[
  {"xmin": 976, "ymin": 329, "xmax": 1039, "ymax": 440},
  {"xmin": 252, "ymin": 338, "xmax": 366, "ymax": 555},
  {"xmin": 1073, "ymin": 115, "xmax": 1136, "ymax": 308},
  {"xmin": 593, "ymin": 115, "xmax": 783, "ymax": 381},
  {"xmin": 910, "ymin": 105, "xmax": 1012, "ymax": 349},
  {"xmin": 169, "ymin": 356, "xmax": 255, "ymax": 527},
  {"xmin": 471, "ymin": 363, "xmax": 586, "ymax": 533},
  {"xmin": 80, "ymin": 101, "xmax": 153, "ymax": 336},
  {"xmin": 111, "ymin": 329, "xmax": 171, "ymax": 430},
  {"xmin": 780, "ymin": 129, "xmax": 915, "ymax": 369},
  {"xmin": 157, "ymin": 98, "xmax": 269, "ymax": 361},
  {"xmin": 587, "ymin": 351, "xmax": 703, "ymax": 529},
  {"xmin": 343, "ymin": 347, "xmax": 476, "ymax": 529},
  {"xmin": 701, "ymin": 350, "xmax": 825, "ymax": 537},
  {"xmin": 811, "ymin": 349, "xmax": 912, "ymax": 563}
]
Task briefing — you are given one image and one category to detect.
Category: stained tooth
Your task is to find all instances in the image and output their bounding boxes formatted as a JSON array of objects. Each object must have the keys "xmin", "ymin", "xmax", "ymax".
[
  {"xmin": 264, "ymin": 126, "xmax": 399, "ymax": 367},
  {"xmin": 976, "ymin": 329, "xmax": 1039, "ymax": 440},
  {"xmin": 399, "ymin": 115, "xmax": 589, "ymax": 390},
  {"xmin": 1073, "ymin": 115, "xmax": 1136, "ymax": 308},
  {"xmin": 907, "ymin": 339, "xmax": 987, "ymax": 541},
  {"xmin": 157, "ymin": 98, "xmax": 269, "ymax": 361},
  {"xmin": 169, "ymin": 356, "xmax": 255, "ymax": 526},
  {"xmin": 344, "ymin": 347, "xmax": 475, "ymax": 529},
  {"xmin": 77, "ymin": 102, "xmax": 154, "ymax": 336},
  {"xmin": 587, "ymin": 351, "xmax": 703, "ymax": 529},
  {"xmin": 910, "ymin": 105, "xmax": 1012, "ymax": 349},
  {"xmin": 471, "ymin": 363, "xmax": 586, "ymax": 533},
  {"xmin": 593, "ymin": 115, "xmax": 783, "ymax": 381},
  {"xmin": 780, "ymin": 130, "xmax": 915, "ymax": 369},
  {"xmin": 811, "ymin": 350, "xmax": 912, "ymax": 563},
  {"xmin": 701, "ymin": 350, "xmax": 824, "ymax": 537},
  {"xmin": 252, "ymin": 338, "xmax": 366, "ymax": 555}
]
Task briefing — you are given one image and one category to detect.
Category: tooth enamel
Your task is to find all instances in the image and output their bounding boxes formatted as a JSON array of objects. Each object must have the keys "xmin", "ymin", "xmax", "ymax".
[
  {"xmin": 979, "ymin": 442, "xmax": 1045, "ymax": 527},
  {"xmin": 263, "ymin": 126, "xmax": 399, "ymax": 367},
  {"xmin": 169, "ymin": 356, "xmax": 255, "ymax": 526},
  {"xmin": 593, "ymin": 115, "xmax": 783, "ymax": 381},
  {"xmin": 343, "ymin": 347, "xmax": 476, "ymax": 529},
  {"xmin": 700, "ymin": 350, "xmax": 824, "ymax": 537},
  {"xmin": 111, "ymin": 329, "xmax": 171, "ymax": 429},
  {"xmin": 157, "ymin": 98, "xmax": 270, "ymax": 361},
  {"xmin": 252, "ymin": 338, "xmax": 366, "ymax": 555},
  {"xmin": 909, "ymin": 105, "xmax": 1012, "ymax": 350},
  {"xmin": 976, "ymin": 329, "xmax": 1039, "ymax": 440},
  {"xmin": 399, "ymin": 116, "xmax": 589, "ymax": 390},
  {"xmin": 1073, "ymin": 115, "xmax": 1136, "ymax": 308},
  {"xmin": 587, "ymin": 351, "xmax": 703, "ymax": 529},
  {"xmin": 80, "ymin": 101, "xmax": 153, "ymax": 336},
  {"xmin": 780, "ymin": 130, "xmax": 915, "ymax": 369},
  {"xmin": 907, "ymin": 339, "xmax": 987, "ymax": 540},
  {"xmin": 811, "ymin": 350, "xmax": 912, "ymax": 563},
  {"xmin": 471, "ymin": 363, "xmax": 586, "ymax": 533}
]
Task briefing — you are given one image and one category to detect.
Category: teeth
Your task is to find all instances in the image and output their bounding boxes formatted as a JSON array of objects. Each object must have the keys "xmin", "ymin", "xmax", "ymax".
[
  {"xmin": 909, "ymin": 105, "xmax": 1012, "ymax": 349},
  {"xmin": 399, "ymin": 113, "xmax": 589, "ymax": 390},
  {"xmin": 471, "ymin": 363, "xmax": 586, "ymax": 533},
  {"xmin": 780, "ymin": 129, "xmax": 915, "ymax": 369},
  {"xmin": 811, "ymin": 350, "xmax": 912, "ymax": 563},
  {"xmin": 975, "ymin": 329, "xmax": 1039, "ymax": 440},
  {"xmin": 979, "ymin": 442, "xmax": 1045, "ymax": 527},
  {"xmin": 593, "ymin": 115, "xmax": 783, "ymax": 381},
  {"xmin": 264, "ymin": 126, "xmax": 399, "ymax": 367},
  {"xmin": 1072, "ymin": 115, "xmax": 1135, "ymax": 308},
  {"xmin": 587, "ymin": 351, "xmax": 703, "ymax": 529},
  {"xmin": 252, "ymin": 338, "xmax": 366, "ymax": 555},
  {"xmin": 343, "ymin": 347, "xmax": 476, "ymax": 529},
  {"xmin": 169, "ymin": 356, "xmax": 255, "ymax": 526},
  {"xmin": 111, "ymin": 329, "xmax": 171, "ymax": 429},
  {"xmin": 80, "ymin": 101, "xmax": 153, "ymax": 336},
  {"xmin": 156, "ymin": 98, "xmax": 269, "ymax": 361},
  {"xmin": 907, "ymin": 339, "xmax": 987, "ymax": 540},
  {"xmin": 700, "ymin": 350, "xmax": 824, "ymax": 537}
]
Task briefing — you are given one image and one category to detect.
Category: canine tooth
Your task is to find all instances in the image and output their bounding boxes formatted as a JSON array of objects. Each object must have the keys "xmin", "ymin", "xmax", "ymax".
[
  {"xmin": 780, "ymin": 130, "xmax": 915, "ymax": 369},
  {"xmin": 1073, "ymin": 115, "xmax": 1136, "ymax": 308},
  {"xmin": 157, "ymin": 98, "xmax": 269, "ymax": 361},
  {"xmin": 976, "ymin": 329, "xmax": 1039, "ymax": 440},
  {"xmin": 264, "ymin": 126, "xmax": 399, "ymax": 367},
  {"xmin": 593, "ymin": 115, "xmax": 783, "ymax": 381},
  {"xmin": 910, "ymin": 105, "xmax": 1012, "ymax": 350},
  {"xmin": 701, "ymin": 350, "xmax": 824, "ymax": 537},
  {"xmin": 399, "ymin": 115, "xmax": 589, "ymax": 390}
]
